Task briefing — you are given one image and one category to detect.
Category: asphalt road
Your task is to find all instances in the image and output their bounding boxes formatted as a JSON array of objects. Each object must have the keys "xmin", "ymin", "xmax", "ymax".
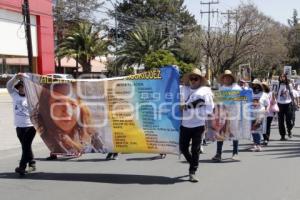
[{"xmin": 1, "ymin": 93, "xmax": 300, "ymax": 200}]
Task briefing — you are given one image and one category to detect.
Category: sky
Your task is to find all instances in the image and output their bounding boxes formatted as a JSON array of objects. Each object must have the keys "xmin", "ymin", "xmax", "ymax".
[
  {"xmin": 100, "ymin": 0, "xmax": 300, "ymax": 28},
  {"xmin": 184, "ymin": 0, "xmax": 300, "ymax": 26}
]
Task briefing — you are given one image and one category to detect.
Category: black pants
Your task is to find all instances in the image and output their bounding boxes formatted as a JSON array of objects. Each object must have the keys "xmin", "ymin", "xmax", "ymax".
[
  {"xmin": 216, "ymin": 140, "xmax": 239, "ymax": 155},
  {"xmin": 107, "ymin": 153, "xmax": 118, "ymax": 157},
  {"xmin": 263, "ymin": 116, "xmax": 273, "ymax": 141},
  {"xmin": 179, "ymin": 125, "xmax": 204, "ymax": 174},
  {"xmin": 16, "ymin": 127, "xmax": 36, "ymax": 169},
  {"xmin": 278, "ymin": 103, "xmax": 293, "ymax": 137}
]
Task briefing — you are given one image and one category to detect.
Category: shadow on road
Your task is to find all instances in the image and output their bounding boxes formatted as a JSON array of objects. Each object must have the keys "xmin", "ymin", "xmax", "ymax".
[
  {"xmin": 199, "ymin": 158, "xmax": 240, "ymax": 163},
  {"xmin": 126, "ymin": 155, "xmax": 165, "ymax": 161},
  {"xmin": 180, "ymin": 158, "xmax": 240, "ymax": 164},
  {"xmin": 35, "ymin": 158, "xmax": 109, "ymax": 162},
  {"xmin": 0, "ymin": 172, "xmax": 187, "ymax": 184},
  {"xmin": 255, "ymin": 138, "xmax": 300, "ymax": 159}
]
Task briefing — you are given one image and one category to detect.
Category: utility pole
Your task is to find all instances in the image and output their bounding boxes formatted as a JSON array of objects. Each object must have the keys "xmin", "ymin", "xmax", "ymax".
[
  {"xmin": 22, "ymin": 0, "xmax": 33, "ymax": 72},
  {"xmin": 75, "ymin": 0, "xmax": 79, "ymax": 78},
  {"xmin": 108, "ymin": 0, "xmax": 119, "ymax": 76},
  {"xmin": 200, "ymin": 1, "xmax": 219, "ymax": 37},
  {"xmin": 114, "ymin": 10, "xmax": 118, "ymax": 76},
  {"xmin": 221, "ymin": 10, "xmax": 238, "ymax": 34},
  {"xmin": 200, "ymin": 0, "xmax": 219, "ymax": 82}
]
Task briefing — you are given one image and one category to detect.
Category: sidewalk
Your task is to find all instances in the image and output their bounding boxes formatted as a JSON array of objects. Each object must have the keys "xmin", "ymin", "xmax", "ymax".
[{"xmin": 0, "ymin": 88, "xmax": 7, "ymax": 94}]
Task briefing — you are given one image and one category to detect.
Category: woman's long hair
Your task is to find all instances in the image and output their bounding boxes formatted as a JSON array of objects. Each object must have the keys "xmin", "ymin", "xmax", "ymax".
[
  {"xmin": 262, "ymin": 84, "xmax": 270, "ymax": 93},
  {"xmin": 38, "ymin": 83, "xmax": 95, "ymax": 153},
  {"xmin": 278, "ymin": 73, "xmax": 290, "ymax": 85}
]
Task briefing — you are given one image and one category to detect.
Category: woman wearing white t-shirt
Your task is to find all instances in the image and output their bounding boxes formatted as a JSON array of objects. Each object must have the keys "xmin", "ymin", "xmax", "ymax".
[{"xmin": 276, "ymin": 74, "xmax": 294, "ymax": 140}]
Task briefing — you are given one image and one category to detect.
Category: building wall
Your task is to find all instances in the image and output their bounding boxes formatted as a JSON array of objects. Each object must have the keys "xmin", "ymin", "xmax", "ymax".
[
  {"xmin": 0, "ymin": 0, "xmax": 55, "ymax": 74},
  {"xmin": 0, "ymin": 9, "xmax": 38, "ymax": 57}
]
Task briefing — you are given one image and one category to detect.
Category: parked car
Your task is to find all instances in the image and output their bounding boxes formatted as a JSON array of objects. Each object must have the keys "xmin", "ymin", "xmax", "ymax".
[
  {"xmin": 0, "ymin": 73, "xmax": 14, "ymax": 78},
  {"xmin": 46, "ymin": 73, "xmax": 74, "ymax": 79},
  {"xmin": 0, "ymin": 74, "xmax": 14, "ymax": 88}
]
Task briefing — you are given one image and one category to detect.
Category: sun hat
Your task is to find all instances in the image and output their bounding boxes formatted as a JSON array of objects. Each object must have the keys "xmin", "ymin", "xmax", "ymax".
[
  {"xmin": 182, "ymin": 68, "xmax": 208, "ymax": 85},
  {"xmin": 219, "ymin": 70, "xmax": 237, "ymax": 84}
]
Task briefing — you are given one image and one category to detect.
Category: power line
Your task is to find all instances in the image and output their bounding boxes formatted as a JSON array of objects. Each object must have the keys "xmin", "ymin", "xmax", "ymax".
[
  {"xmin": 221, "ymin": 10, "xmax": 238, "ymax": 34},
  {"xmin": 200, "ymin": 1, "xmax": 219, "ymax": 33},
  {"xmin": 200, "ymin": 0, "xmax": 219, "ymax": 81}
]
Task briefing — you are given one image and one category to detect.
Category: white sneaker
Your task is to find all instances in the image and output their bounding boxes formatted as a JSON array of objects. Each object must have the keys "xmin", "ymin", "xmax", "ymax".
[
  {"xmin": 200, "ymin": 146, "xmax": 204, "ymax": 154},
  {"xmin": 189, "ymin": 174, "xmax": 199, "ymax": 183},
  {"xmin": 250, "ymin": 145, "xmax": 258, "ymax": 152},
  {"xmin": 256, "ymin": 146, "xmax": 262, "ymax": 152},
  {"xmin": 232, "ymin": 154, "xmax": 239, "ymax": 161}
]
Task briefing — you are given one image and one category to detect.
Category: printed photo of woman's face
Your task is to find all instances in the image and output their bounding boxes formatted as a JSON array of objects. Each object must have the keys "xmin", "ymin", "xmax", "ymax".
[
  {"xmin": 49, "ymin": 84, "xmax": 79, "ymax": 134},
  {"xmin": 36, "ymin": 80, "xmax": 104, "ymax": 154}
]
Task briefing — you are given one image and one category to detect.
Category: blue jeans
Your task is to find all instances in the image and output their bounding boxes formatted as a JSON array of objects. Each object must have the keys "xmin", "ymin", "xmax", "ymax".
[
  {"xmin": 252, "ymin": 133, "xmax": 261, "ymax": 145},
  {"xmin": 216, "ymin": 140, "xmax": 238, "ymax": 155}
]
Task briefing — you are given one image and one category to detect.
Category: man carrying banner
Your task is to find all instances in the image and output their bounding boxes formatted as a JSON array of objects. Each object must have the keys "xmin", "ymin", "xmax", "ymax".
[
  {"xmin": 180, "ymin": 68, "xmax": 214, "ymax": 182},
  {"xmin": 7, "ymin": 73, "xmax": 37, "ymax": 175}
]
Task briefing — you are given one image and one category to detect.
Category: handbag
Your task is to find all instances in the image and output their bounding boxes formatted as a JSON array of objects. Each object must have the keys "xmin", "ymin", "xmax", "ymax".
[
  {"xmin": 290, "ymin": 101, "xmax": 298, "ymax": 112},
  {"xmin": 286, "ymin": 85, "xmax": 298, "ymax": 112},
  {"xmin": 269, "ymin": 98, "xmax": 279, "ymax": 113}
]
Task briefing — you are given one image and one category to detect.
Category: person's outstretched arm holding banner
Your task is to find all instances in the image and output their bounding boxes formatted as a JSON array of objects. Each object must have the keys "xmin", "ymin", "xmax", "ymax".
[{"xmin": 7, "ymin": 73, "xmax": 37, "ymax": 175}]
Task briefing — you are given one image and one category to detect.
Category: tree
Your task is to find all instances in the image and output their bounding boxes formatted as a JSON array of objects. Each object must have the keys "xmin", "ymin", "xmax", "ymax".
[
  {"xmin": 171, "ymin": 26, "xmax": 205, "ymax": 66},
  {"xmin": 53, "ymin": 0, "xmax": 105, "ymax": 70},
  {"xmin": 112, "ymin": 22, "xmax": 169, "ymax": 73},
  {"xmin": 143, "ymin": 49, "xmax": 194, "ymax": 77},
  {"xmin": 57, "ymin": 22, "xmax": 109, "ymax": 73},
  {"xmin": 53, "ymin": 0, "xmax": 105, "ymax": 24},
  {"xmin": 177, "ymin": 61, "xmax": 194, "ymax": 78},
  {"xmin": 250, "ymin": 23, "xmax": 288, "ymax": 78},
  {"xmin": 286, "ymin": 9, "xmax": 300, "ymax": 73},
  {"xmin": 202, "ymin": 4, "xmax": 288, "ymax": 79},
  {"xmin": 107, "ymin": 0, "xmax": 199, "ymax": 75},
  {"xmin": 144, "ymin": 50, "xmax": 178, "ymax": 70},
  {"xmin": 110, "ymin": 0, "xmax": 197, "ymax": 42}
]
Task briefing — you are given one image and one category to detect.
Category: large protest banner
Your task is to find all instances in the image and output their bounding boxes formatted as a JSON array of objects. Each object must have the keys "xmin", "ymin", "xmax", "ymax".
[
  {"xmin": 284, "ymin": 66, "xmax": 292, "ymax": 79},
  {"xmin": 22, "ymin": 67, "xmax": 181, "ymax": 155},
  {"xmin": 271, "ymin": 80, "xmax": 279, "ymax": 93},
  {"xmin": 206, "ymin": 90, "xmax": 252, "ymax": 141}
]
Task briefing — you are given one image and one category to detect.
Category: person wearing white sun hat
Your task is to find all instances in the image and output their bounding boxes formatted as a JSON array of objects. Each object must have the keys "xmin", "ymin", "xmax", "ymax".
[
  {"xmin": 180, "ymin": 68, "xmax": 214, "ymax": 182},
  {"xmin": 212, "ymin": 70, "xmax": 241, "ymax": 162}
]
